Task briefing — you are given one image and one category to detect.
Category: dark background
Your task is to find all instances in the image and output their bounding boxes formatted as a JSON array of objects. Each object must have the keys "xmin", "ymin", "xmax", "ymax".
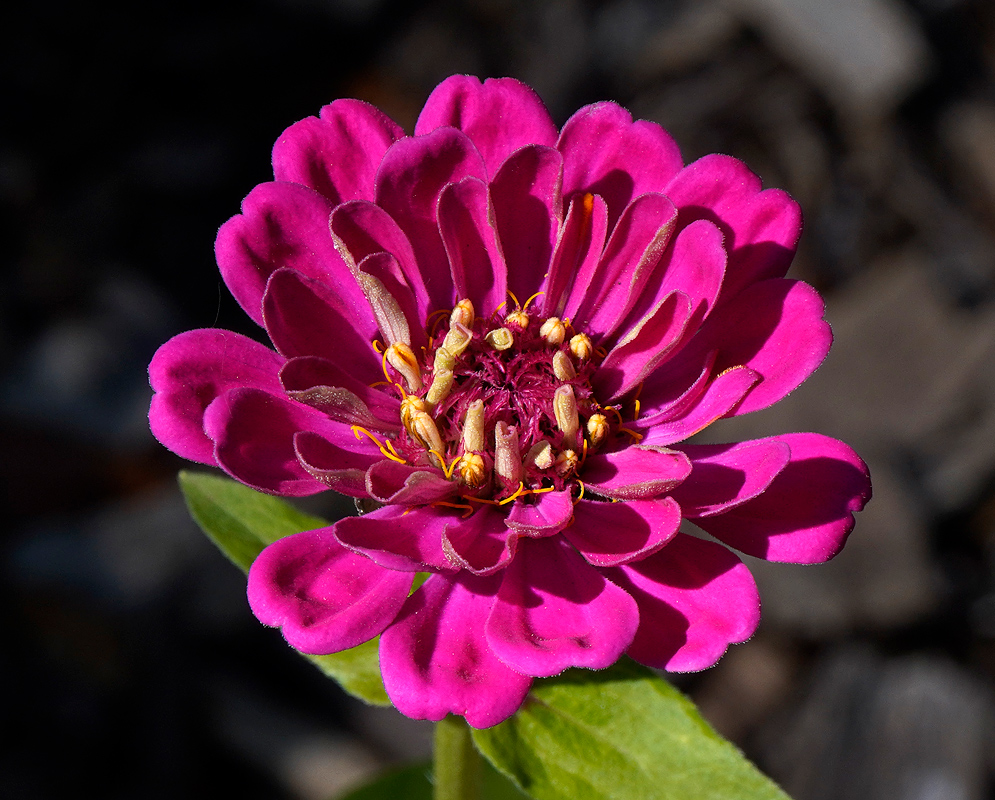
[{"xmin": 5, "ymin": 0, "xmax": 995, "ymax": 797}]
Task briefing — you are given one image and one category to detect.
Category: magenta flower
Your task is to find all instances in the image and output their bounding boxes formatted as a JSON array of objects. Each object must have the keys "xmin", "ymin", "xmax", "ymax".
[{"xmin": 149, "ymin": 75, "xmax": 870, "ymax": 728}]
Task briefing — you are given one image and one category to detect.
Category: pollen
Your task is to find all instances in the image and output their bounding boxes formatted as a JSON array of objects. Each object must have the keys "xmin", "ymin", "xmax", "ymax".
[
  {"xmin": 456, "ymin": 452, "xmax": 487, "ymax": 488},
  {"xmin": 539, "ymin": 317, "xmax": 566, "ymax": 346},
  {"xmin": 569, "ymin": 333, "xmax": 593, "ymax": 361}
]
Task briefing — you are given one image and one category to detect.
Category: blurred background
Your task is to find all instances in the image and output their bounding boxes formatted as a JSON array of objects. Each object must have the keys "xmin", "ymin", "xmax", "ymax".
[{"xmin": 5, "ymin": 0, "xmax": 995, "ymax": 797}]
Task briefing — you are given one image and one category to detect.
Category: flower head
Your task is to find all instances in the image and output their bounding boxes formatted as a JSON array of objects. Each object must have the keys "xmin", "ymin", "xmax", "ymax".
[{"xmin": 149, "ymin": 75, "xmax": 871, "ymax": 728}]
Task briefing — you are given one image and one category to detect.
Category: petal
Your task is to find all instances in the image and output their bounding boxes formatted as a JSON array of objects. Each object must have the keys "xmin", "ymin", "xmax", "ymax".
[
  {"xmin": 664, "ymin": 154, "xmax": 802, "ymax": 303},
  {"xmin": 293, "ymin": 430, "xmax": 383, "ymax": 498},
  {"xmin": 335, "ymin": 503, "xmax": 459, "ymax": 572},
  {"xmin": 354, "ymin": 253, "xmax": 424, "ymax": 350},
  {"xmin": 148, "ymin": 329, "xmax": 284, "ymax": 465},
  {"xmin": 563, "ymin": 497, "xmax": 681, "ymax": 567},
  {"xmin": 669, "ymin": 438, "xmax": 792, "ymax": 517},
  {"xmin": 365, "ymin": 460, "xmax": 458, "ymax": 505},
  {"xmin": 215, "ymin": 182, "xmax": 363, "ymax": 326},
  {"xmin": 442, "ymin": 505, "xmax": 518, "ymax": 575},
  {"xmin": 504, "ymin": 489, "xmax": 574, "ymax": 537},
  {"xmin": 380, "ymin": 573, "xmax": 532, "ymax": 728},
  {"xmin": 438, "ymin": 177, "xmax": 508, "ymax": 313},
  {"xmin": 582, "ymin": 445, "xmax": 691, "ymax": 500},
  {"xmin": 611, "ymin": 533, "xmax": 760, "ymax": 672},
  {"xmin": 375, "ymin": 127, "xmax": 487, "ymax": 313},
  {"xmin": 262, "ymin": 268, "xmax": 383, "ymax": 387},
  {"xmin": 203, "ymin": 387, "xmax": 370, "ymax": 496},
  {"xmin": 564, "ymin": 193, "xmax": 677, "ymax": 339},
  {"xmin": 490, "ymin": 144, "xmax": 563, "ymax": 305},
  {"xmin": 690, "ymin": 433, "xmax": 871, "ymax": 564},
  {"xmin": 271, "ymin": 99, "xmax": 404, "ymax": 204},
  {"xmin": 558, "ymin": 102, "xmax": 683, "ymax": 229},
  {"xmin": 486, "ymin": 536, "xmax": 639, "ymax": 676},
  {"xmin": 415, "ymin": 75, "xmax": 558, "ymax": 177},
  {"xmin": 540, "ymin": 191, "xmax": 609, "ymax": 318},
  {"xmin": 247, "ymin": 526, "xmax": 412, "ymax": 654}
]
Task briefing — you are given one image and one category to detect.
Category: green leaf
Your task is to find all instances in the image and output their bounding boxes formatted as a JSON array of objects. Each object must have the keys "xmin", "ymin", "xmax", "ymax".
[
  {"xmin": 334, "ymin": 759, "xmax": 531, "ymax": 800},
  {"xmin": 472, "ymin": 658, "xmax": 791, "ymax": 800},
  {"xmin": 177, "ymin": 470, "xmax": 390, "ymax": 706}
]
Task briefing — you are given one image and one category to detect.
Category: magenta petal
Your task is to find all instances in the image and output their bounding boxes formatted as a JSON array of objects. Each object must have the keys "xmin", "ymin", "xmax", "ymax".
[
  {"xmin": 541, "ymin": 191, "xmax": 609, "ymax": 318},
  {"xmin": 564, "ymin": 193, "xmax": 677, "ymax": 339},
  {"xmin": 365, "ymin": 460, "xmax": 458, "ymax": 505},
  {"xmin": 148, "ymin": 329, "xmax": 284, "ymax": 465},
  {"xmin": 380, "ymin": 573, "xmax": 532, "ymax": 728},
  {"xmin": 582, "ymin": 445, "xmax": 692, "ymax": 500},
  {"xmin": 438, "ymin": 177, "xmax": 507, "ymax": 313},
  {"xmin": 664, "ymin": 153, "xmax": 802, "ymax": 303},
  {"xmin": 215, "ymin": 182, "xmax": 364, "ymax": 326},
  {"xmin": 280, "ymin": 356, "xmax": 401, "ymax": 430},
  {"xmin": 271, "ymin": 99, "xmax": 403, "ymax": 204},
  {"xmin": 559, "ymin": 102, "xmax": 684, "ymax": 229},
  {"xmin": 691, "ymin": 433, "xmax": 871, "ymax": 564},
  {"xmin": 670, "ymin": 438, "xmax": 791, "ymax": 517},
  {"xmin": 490, "ymin": 144, "xmax": 563, "ymax": 304},
  {"xmin": 204, "ymin": 387, "xmax": 359, "ymax": 496},
  {"xmin": 442, "ymin": 505, "xmax": 518, "ymax": 575},
  {"xmin": 504, "ymin": 489, "xmax": 574, "ymax": 537},
  {"xmin": 639, "ymin": 365, "xmax": 760, "ymax": 445},
  {"xmin": 487, "ymin": 536, "xmax": 639, "ymax": 677},
  {"xmin": 375, "ymin": 127, "xmax": 487, "ymax": 313},
  {"xmin": 335, "ymin": 504, "xmax": 458, "ymax": 572},
  {"xmin": 263, "ymin": 268, "xmax": 383, "ymax": 387},
  {"xmin": 611, "ymin": 533, "xmax": 760, "ymax": 672},
  {"xmin": 247, "ymin": 526, "xmax": 412, "ymax": 654},
  {"xmin": 415, "ymin": 75, "xmax": 558, "ymax": 177},
  {"xmin": 293, "ymin": 431, "xmax": 381, "ymax": 498},
  {"xmin": 563, "ymin": 497, "xmax": 681, "ymax": 567}
]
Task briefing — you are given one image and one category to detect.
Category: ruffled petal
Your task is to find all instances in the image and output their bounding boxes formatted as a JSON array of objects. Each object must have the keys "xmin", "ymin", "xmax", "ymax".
[
  {"xmin": 247, "ymin": 526, "xmax": 412, "ymax": 654},
  {"xmin": 272, "ymin": 99, "xmax": 403, "ymax": 204},
  {"xmin": 215, "ymin": 182, "xmax": 362, "ymax": 326},
  {"xmin": 558, "ymin": 102, "xmax": 684, "ymax": 229},
  {"xmin": 490, "ymin": 144, "xmax": 563, "ymax": 304},
  {"xmin": 148, "ymin": 329, "xmax": 284, "ymax": 465},
  {"xmin": 664, "ymin": 154, "xmax": 802, "ymax": 303},
  {"xmin": 487, "ymin": 536, "xmax": 639, "ymax": 676},
  {"xmin": 504, "ymin": 489, "xmax": 574, "ymax": 537},
  {"xmin": 262, "ymin": 268, "xmax": 382, "ymax": 387},
  {"xmin": 415, "ymin": 75, "xmax": 558, "ymax": 177},
  {"xmin": 690, "ymin": 433, "xmax": 871, "ymax": 563},
  {"xmin": 438, "ymin": 177, "xmax": 507, "ymax": 314},
  {"xmin": 610, "ymin": 533, "xmax": 760, "ymax": 672},
  {"xmin": 203, "ymin": 387, "xmax": 374, "ymax": 496},
  {"xmin": 582, "ymin": 445, "xmax": 691, "ymax": 500},
  {"xmin": 380, "ymin": 573, "xmax": 532, "ymax": 728},
  {"xmin": 334, "ymin": 503, "xmax": 458, "ymax": 572},
  {"xmin": 375, "ymin": 127, "xmax": 487, "ymax": 313},
  {"xmin": 563, "ymin": 497, "xmax": 681, "ymax": 567}
]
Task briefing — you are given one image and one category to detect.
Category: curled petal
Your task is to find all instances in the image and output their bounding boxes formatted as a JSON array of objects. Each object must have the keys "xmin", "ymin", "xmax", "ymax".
[
  {"xmin": 293, "ymin": 431, "xmax": 382, "ymax": 498},
  {"xmin": 247, "ymin": 526, "xmax": 412, "ymax": 654},
  {"xmin": 380, "ymin": 573, "xmax": 532, "ymax": 728},
  {"xmin": 272, "ymin": 99, "xmax": 403, "ymax": 204},
  {"xmin": 149, "ymin": 329, "xmax": 284, "ymax": 465},
  {"xmin": 365, "ymin": 460, "xmax": 458, "ymax": 505},
  {"xmin": 280, "ymin": 356, "xmax": 400, "ymax": 431},
  {"xmin": 415, "ymin": 75, "xmax": 558, "ymax": 176},
  {"xmin": 442, "ymin": 505, "xmax": 518, "ymax": 575},
  {"xmin": 582, "ymin": 445, "xmax": 692, "ymax": 500},
  {"xmin": 504, "ymin": 489, "xmax": 574, "ymax": 537},
  {"xmin": 541, "ymin": 191, "xmax": 609, "ymax": 318},
  {"xmin": 610, "ymin": 533, "xmax": 760, "ymax": 672},
  {"xmin": 690, "ymin": 433, "xmax": 872, "ymax": 563},
  {"xmin": 487, "ymin": 536, "xmax": 639, "ymax": 676},
  {"xmin": 563, "ymin": 497, "xmax": 681, "ymax": 567},
  {"xmin": 335, "ymin": 503, "xmax": 459, "ymax": 573}
]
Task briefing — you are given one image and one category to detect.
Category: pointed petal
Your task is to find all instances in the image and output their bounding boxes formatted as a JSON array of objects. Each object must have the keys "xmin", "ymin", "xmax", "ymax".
[
  {"xmin": 149, "ymin": 329, "xmax": 284, "ymax": 465},
  {"xmin": 415, "ymin": 75, "xmax": 558, "ymax": 177},
  {"xmin": 438, "ymin": 176, "xmax": 507, "ymax": 313},
  {"xmin": 664, "ymin": 153, "xmax": 802, "ymax": 302},
  {"xmin": 334, "ymin": 503, "xmax": 459, "ymax": 572},
  {"xmin": 558, "ymin": 102, "xmax": 683, "ymax": 229},
  {"xmin": 380, "ymin": 573, "xmax": 532, "ymax": 728},
  {"xmin": 215, "ymin": 182, "xmax": 362, "ymax": 326},
  {"xmin": 247, "ymin": 526, "xmax": 412, "ymax": 654},
  {"xmin": 490, "ymin": 144, "xmax": 563, "ymax": 304},
  {"xmin": 487, "ymin": 536, "xmax": 639, "ymax": 676},
  {"xmin": 611, "ymin": 533, "xmax": 760, "ymax": 672},
  {"xmin": 563, "ymin": 497, "xmax": 681, "ymax": 567},
  {"xmin": 582, "ymin": 445, "xmax": 691, "ymax": 500},
  {"xmin": 272, "ymin": 99, "xmax": 403, "ymax": 204},
  {"xmin": 504, "ymin": 489, "xmax": 574, "ymax": 537},
  {"xmin": 691, "ymin": 433, "xmax": 871, "ymax": 563}
]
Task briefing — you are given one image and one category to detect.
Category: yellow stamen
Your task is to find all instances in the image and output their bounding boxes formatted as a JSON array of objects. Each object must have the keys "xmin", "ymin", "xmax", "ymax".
[
  {"xmin": 522, "ymin": 290, "xmax": 545, "ymax": 312},
  {"xmin": 372, "ymin": 339, "xmax": 385, "ymax": 354},
  {"xmin": 574, "ymin": 480, "xmax": 585, "ymax": 504},
  {"xmin": 431, "ymin": 500, "xmax": 475, "ymax": 519},
  {"xmin": 619, "ymin": 426, "xmax": 644, "ymax": 442},
  {"xmin": 499, "ymin": 482, "xmax": 527, "ymax": 505},
  {"xmin": 351, "ymin": 425, "xmax": 407, "ymax": 464},
  {"xmin": 506, "ymin": 290, "xmax": 521, "ymax": 310},
  {"xmin": 632, "ymin": 382, "xmax": 644, "ymax": 421}
]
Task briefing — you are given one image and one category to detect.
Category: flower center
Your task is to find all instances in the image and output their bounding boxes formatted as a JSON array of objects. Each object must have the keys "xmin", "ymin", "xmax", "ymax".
[{"xmin": 376, "ymin": 297, "xmax": 637, "ymax": 502}]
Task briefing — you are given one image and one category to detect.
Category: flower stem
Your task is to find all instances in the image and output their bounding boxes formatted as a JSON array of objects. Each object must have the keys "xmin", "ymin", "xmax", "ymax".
[{"xmin": 433, "ymin": 715, "xmax": 482, "ymax": 800}]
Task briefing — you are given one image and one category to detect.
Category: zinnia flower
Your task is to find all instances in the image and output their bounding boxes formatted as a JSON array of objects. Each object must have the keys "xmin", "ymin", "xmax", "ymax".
[{"xmin": 149, "ymin": 75, "xmax": 871, "ymax": 728}]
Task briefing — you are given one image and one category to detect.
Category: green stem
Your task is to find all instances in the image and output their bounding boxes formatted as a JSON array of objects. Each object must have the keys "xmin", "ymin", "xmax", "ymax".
[{"xmin": 434, "ymin": 714, "xmax": 482, "ymax": 800}]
